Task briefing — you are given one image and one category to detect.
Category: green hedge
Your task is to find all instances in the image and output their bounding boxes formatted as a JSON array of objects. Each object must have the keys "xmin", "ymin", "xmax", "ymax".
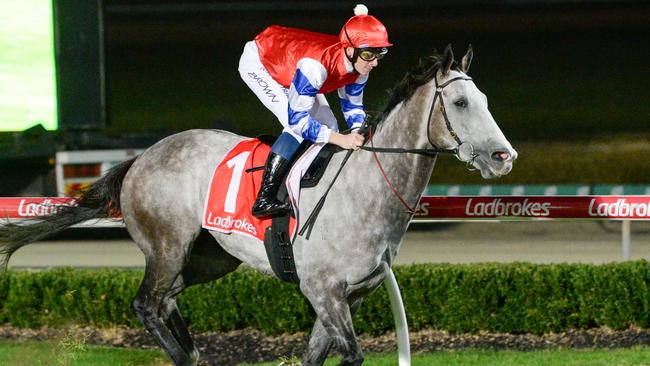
[{"xmin": 1, "ymin": 262, "xmax": 650, "ymax": 335}]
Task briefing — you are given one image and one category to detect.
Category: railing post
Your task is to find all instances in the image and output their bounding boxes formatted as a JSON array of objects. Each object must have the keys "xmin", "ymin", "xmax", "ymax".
[
  {"xmin": 622, "ymin": 220, "xmax": 631, "ymax": 261},
  {"xmin": 385, "ymin": 268, "xmax": 411, "ymax": 366}
]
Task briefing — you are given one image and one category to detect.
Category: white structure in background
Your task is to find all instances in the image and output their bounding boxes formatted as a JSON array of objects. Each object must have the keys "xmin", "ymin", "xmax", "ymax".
[{"xmin": 55, "ymin": 150, "xmax": 143, "ymax": 197}]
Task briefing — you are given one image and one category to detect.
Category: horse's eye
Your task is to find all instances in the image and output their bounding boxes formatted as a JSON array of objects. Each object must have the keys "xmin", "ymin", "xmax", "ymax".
[{"xmin": 454, "ymin": 99, "xmax": 468, "ymax": 108}]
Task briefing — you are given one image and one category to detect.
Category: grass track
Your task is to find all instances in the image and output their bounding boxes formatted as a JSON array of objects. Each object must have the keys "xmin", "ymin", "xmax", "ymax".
[
  {"xmin": 0, "ymin": 341, "xmax": 169, "ymax": 366},
  {"xmin": 4, "ymin": 341, "xmax": 650, "ymax": 365},
  {"xmin": 247, "ymin": 347, "xmax": 650, "ymax": 366}
]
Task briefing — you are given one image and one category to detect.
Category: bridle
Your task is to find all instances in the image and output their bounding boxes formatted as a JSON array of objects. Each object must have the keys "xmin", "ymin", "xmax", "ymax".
[
  {"xmin": 299, "ymin": 73, "xmax": 480, "ymax": 237},
  {"xmin": 360, "ymin": 73, "xmax": 479, "ymax": 214},
  {"xmin": 428, "ymin": 74, "xmax": 479, "ymax": 167},
  {"xmin": 361, "ymin": 74, "xmax": 478, "ymax": 165}
]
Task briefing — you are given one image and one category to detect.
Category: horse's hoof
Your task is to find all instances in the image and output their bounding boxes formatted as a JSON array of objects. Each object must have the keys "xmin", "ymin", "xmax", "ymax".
[
  {"xmin": 276, "ymin": 354, "xmax": 302, "ymax": 366},
  {"xmin": 190, "ymin": 348, "xmax": 200, "ymax": 365}
]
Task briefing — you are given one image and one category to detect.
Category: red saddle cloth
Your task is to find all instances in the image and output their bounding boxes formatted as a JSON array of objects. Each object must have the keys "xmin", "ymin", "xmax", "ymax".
[{"xmin": 202, "ymin": 138, "xmax": 296, "ymax": 242}]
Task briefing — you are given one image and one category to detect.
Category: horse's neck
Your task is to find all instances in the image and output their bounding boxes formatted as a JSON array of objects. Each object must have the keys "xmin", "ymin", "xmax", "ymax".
[
  {"xmin": 343, "ymin": 83, "xmax": 437, "ymax": 225},
  {"xmin": 373, "ymin": 83, "xmax": 435, "ymax": 200},
  {"xmin": 294, "ymin": 84, "xmax": 436, "ymax": 269}
]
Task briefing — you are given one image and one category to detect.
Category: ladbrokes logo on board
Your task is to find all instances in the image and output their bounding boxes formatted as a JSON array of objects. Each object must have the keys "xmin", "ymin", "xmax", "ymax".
[
  {"xmin": 18, "ymin": 199, "xmax": 78, "ymax": 217},
  {"xmin": 465, "ymin": 198, "xmax": 552, "ymax": 217},
  {"xmin": 588, "ymin": 198, "xmax": 650, "ymax": 217}
]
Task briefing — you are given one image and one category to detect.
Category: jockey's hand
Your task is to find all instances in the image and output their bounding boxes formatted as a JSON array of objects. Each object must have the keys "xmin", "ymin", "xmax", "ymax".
[{"xmin": 329, "ymin": 132, "xmax": 365, "ymax": 150}]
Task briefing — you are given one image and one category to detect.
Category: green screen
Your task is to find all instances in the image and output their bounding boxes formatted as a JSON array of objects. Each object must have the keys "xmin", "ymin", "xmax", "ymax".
[{"xmin": 0, "ymin": 0, "xmax": 57, "ymax": 131}]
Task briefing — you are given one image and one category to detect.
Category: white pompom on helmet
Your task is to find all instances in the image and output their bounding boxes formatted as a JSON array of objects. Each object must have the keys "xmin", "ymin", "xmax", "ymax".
[{"xmin": 339, "ymin": 4, "xmax": 393, "ymax": 49}]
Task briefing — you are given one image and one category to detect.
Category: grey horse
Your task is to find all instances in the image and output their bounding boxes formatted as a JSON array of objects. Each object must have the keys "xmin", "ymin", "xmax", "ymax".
[{"xmin": 0, "ymin": 45, "xmax": 516, "ymax": 365}]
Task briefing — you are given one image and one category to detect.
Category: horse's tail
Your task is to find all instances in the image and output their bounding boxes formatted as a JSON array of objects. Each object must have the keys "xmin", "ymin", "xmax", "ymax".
[{"xmin": 0, "ymin": 157, "xmax": 137, "ymax": 269}]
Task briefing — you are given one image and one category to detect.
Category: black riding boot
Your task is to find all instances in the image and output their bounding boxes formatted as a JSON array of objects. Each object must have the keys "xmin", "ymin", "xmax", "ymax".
[{"xmin": 252, "ymin": 152, "xmax": 292, "ymax": 217}]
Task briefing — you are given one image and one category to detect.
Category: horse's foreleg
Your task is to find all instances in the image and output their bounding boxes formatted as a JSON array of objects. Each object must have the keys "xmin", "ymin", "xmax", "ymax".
[
  {"xmin": 303, "ymin": 318, "xmax": 333, "ymax": 365},
  {"xmin": 302, "ymin": 282, "xmax": 364, "ymax": 366},
  {"xmin": 302, "ymin": 262, "xmax": 389, "ymax": 366},
  {"xmin": 303, "ymin": 298, "xmax": 363, "ymax": 365}
]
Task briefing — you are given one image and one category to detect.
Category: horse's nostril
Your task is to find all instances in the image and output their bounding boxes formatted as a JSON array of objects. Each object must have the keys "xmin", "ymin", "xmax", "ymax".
[{"xmin": 491, "ymin": 151, "xmax": 510, "ymax": 162}]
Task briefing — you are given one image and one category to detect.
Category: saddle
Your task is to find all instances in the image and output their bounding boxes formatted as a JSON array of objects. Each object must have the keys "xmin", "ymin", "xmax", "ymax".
[
  {"xmin": 256, "ymin": 135, "xmax": 340, "ymax": 284},
  {"xmin": 256, "ymin": 135, "xmax": 339, "ymax": 188}
]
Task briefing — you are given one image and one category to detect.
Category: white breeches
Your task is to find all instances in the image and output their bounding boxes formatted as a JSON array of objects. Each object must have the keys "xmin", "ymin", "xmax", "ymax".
[{"xmin": 238, "ymin": 41, "xmax": 338, "ymax": 143}]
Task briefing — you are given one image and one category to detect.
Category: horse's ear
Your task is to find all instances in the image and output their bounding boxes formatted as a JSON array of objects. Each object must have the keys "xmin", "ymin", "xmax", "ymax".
[
  {"xmin": 461, "ymin": 44, "xmax": 473, "ymax": 73},
  {"xmin": 442, "ymin": 44, "xmax": 454, "ymax": 75}
]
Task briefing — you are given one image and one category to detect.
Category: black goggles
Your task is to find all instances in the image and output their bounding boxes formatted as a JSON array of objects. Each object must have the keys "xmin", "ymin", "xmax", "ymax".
[{"xmin": 357, "ymin": 47, "xmax": 388, "ymax": 61}]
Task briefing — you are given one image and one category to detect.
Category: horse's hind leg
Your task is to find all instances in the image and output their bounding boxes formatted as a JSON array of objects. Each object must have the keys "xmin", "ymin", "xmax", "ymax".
[
  {"xmin": 126, "ymin": 215, "xmax": 199, "ymax": 365},
  {"xmin": 161, "ymin": 284, "xmax": 199, "ymax": 364},
  {"xmin": 159, "ymin": 230, "xmax": 242, "ymax": 364},
  {"xmin": 159, "ymin": 282, "xmax": 209, "ymax": 364},
  {"xmin": 134, "ymin": 260, "xmax": 195, "ymax": 366},
  {"xmin": 133, "ymin": 230, "xmax": 242, "ymax": 366}
]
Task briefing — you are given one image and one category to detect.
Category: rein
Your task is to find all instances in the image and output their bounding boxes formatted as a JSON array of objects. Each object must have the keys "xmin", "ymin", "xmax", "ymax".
[
  {"xmin": 367, "ymin": 127, "xmax": 419, "ymax": 214},
  {"xmin": 299, "ymin": 74, "xmax": 477, "ymax": 236},
  {"xmin": 361, "ymin": 74, "xmax": 476, "ymax": 214}
]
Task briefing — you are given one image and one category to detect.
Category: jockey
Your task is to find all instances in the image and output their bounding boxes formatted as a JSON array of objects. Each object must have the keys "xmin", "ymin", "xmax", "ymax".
[{"xmin": 239, "ymin": 4, "xmax": 393, "ymax": 218}]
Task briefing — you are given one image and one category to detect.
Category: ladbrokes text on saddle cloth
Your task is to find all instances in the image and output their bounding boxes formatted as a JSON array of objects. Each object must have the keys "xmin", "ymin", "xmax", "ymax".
[{"xmin": 202, "ymin": 138, "xmax": 298, "ymax": 242}]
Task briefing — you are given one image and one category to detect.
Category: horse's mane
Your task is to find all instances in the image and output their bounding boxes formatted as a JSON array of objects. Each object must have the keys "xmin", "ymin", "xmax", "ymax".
[{"xmin": 372, "ymin": 52, "xmax": 457, "ymax": 125}]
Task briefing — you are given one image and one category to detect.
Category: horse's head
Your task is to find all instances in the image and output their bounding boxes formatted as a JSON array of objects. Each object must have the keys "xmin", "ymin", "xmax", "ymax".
[{"xmin": 428, "ymin": 45, "xmax": 517, "ymax": 179}]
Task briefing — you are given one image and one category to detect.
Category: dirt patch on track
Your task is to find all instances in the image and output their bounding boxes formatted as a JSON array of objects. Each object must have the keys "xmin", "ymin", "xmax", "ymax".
[{"xmin": 2, "ymin": 325, "xmax": 650, "ymax": 365}]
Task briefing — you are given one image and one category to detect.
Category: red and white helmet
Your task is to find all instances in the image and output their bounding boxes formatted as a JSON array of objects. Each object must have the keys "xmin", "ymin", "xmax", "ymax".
[{"xmin": 339, "ymin": 4, "xmax": 392, "ymax": 49}]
